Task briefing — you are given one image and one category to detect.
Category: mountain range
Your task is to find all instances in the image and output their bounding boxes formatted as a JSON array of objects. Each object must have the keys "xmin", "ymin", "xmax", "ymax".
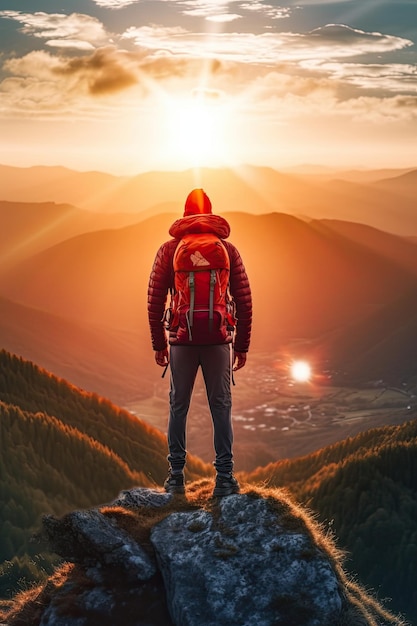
[{"xmin": 1, "ymin": 163, "xmax": 417, "ymax": 235}]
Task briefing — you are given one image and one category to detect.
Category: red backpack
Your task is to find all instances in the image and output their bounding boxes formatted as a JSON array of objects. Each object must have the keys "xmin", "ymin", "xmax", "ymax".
[{"xmin": 167, "ymin": 233, "xmax": 236, "ymax": 344}]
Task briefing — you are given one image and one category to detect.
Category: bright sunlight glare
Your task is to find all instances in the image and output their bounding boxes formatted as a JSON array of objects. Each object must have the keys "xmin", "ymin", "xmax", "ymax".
[
  {"xmin": 162, "ymin": 90, "xmax": 234, "ymax": 168},
  {"xmin": 290, "ymin": 360, "xmax": 312, "ymax": 383}
]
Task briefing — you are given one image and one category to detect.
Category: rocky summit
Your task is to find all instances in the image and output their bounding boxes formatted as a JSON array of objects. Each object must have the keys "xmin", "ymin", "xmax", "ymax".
[
  {"xmin": 0, "ymin": 482, "xmax": 407, "ymax": 626},
  {"xmin": 151, "ymin": 496, "xmax": 341, "ymax": 626}
]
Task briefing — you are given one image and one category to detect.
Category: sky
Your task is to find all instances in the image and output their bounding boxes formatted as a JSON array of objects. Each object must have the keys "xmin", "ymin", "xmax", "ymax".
[{"xmin": 1, "ymin": 0, "xmax": 417, "ymax": 174}]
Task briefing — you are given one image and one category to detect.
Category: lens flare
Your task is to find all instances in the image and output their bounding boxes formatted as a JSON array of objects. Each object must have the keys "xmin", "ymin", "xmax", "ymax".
[{"xmin": 290, "ymin": 360, "xmax": 312, "ymax": 383}]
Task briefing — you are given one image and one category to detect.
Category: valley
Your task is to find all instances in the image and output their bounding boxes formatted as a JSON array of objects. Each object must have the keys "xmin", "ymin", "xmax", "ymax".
[{"xmin": 125, "ymin": 352, "xmax": 417, "ymax": 472}]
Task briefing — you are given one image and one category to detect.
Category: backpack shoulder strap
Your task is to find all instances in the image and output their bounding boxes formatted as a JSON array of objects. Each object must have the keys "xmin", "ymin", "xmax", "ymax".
[
  {"xmin": 188, "ymin": 270, "xmax": 195, "ymax": 335},
  {"xmin": 209, "ymin": 269, "xmax": 216, "ymax": 331}
]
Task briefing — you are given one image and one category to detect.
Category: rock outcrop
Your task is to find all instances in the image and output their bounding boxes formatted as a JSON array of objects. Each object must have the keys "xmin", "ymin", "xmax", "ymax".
[
  {"xmin": 151, "ymin": 496, "xmax": 341, "ymax": 626},
  {"xmin": 0, "ymin": 482, "xmax": 407, "ymax": 626}
]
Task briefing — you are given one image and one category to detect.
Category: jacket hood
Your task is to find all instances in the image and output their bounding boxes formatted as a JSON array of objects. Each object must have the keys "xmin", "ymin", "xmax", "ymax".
[{"xmin": 169, "ymin": 214, "xmax": 231, "ymax": 239}]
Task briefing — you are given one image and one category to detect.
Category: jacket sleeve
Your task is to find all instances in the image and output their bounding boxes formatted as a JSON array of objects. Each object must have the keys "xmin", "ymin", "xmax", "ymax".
[
  {"xmin": 225, "ymin": 242, "xmax": 252, "ymax": 353},
  {"xmin": 147, "ymin": 240, "xmax": 176, "ymax": 351}
]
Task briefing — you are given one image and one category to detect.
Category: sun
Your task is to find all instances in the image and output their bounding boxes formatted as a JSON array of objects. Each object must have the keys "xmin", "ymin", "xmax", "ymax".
[
  {"xmin": 161, "ymin": 90, "xmax": 235, "ymax": 168},
  {"xmin": 290, "ymin": 360, "xmax": 312, "ymax": 383}
]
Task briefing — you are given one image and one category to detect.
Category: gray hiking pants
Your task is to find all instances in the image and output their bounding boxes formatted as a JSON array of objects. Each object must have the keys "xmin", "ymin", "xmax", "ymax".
[{"xmin": 167, "ymin": 343, "xmax": 233, "ymax": 475}]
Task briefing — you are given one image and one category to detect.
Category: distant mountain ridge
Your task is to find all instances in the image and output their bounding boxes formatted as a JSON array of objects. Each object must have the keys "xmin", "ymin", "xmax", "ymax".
[
  {"xmin": 374, "ymin": 168, "xmax": 417, "ymax": 198},
  {"xmin": 0, "ymin": 200, "xmax": 143, "ymax": 271},
  {"xmin": 1, "ymin": 163, "xmax": 416, "ymax": 235},
  {"xmin": 0, "ymin": 296, "xmax": 149, "ymax": 403},
  {"xmin": 0, "ymin": 165, "xmax": 128, "ymax": 212}
]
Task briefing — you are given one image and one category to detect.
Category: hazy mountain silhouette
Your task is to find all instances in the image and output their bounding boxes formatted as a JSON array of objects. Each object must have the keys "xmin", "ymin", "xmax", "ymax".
[
  {"xmin": 0, "ymin": 165, "xmax": 128, "ymax": 212},
  {"xmin": 303, "ymin": 220, "xmax": 417, "ymax": 382},
  {"xmin": 285, "ymin": 165, "xmax": 414, "ymax": 182},
  {"xmin": 312, "ymin": 219, "xmax": 417, "ymax": 276},
  {"xmin": 0, "ymin": 200, "xmax": 142, "ymax": 272},
  {"xmin": 0, "ymin": 213, "xmax": 177, "ymax": 331},
  {"xmin": 315, "ymin": 176, "xmax": 417, "ymax": 235},
  {"xmin": 0, "ymin": 296, "xmax": 149, "ymax": 403},
  {"xmin": 320, "ymin": 286, "xmax": 417, "ymax": 384},
  {"xmin": 1, "ymin": 163, "xmax": 416, "ymax": 234},
  {"xmin": 374, "ymin": 169, "xmax": 417, "ymax": 199}
]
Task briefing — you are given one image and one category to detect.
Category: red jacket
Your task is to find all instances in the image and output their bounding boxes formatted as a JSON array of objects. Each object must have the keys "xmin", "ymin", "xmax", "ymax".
[{"xmin": 148, "ymin": 214, "xmax": 252, "ymax": 352}]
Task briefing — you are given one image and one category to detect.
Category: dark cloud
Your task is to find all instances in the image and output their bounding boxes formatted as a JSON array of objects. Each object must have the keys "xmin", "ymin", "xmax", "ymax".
[
  {"xmin": 52, "ymin": 46, "xmax": 140, "ymax": 94},
  {"xmin": 46, "ymin": 45, "xmax": 228, "ymax": 96}
]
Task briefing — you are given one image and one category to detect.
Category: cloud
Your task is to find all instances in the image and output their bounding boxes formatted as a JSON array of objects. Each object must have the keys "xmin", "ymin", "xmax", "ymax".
[
  {"xmin": 45, "ymin": 40, "xmax": 96, "ymax": 51},
  {"xmin": 294, "ymin": 0, "xmax": 356, "ymax": 4},
  {"xmin": 53, "ymin": 47, "xmax": 142, "ymax": 95},
  {"xmin": 122, "ymin": 24, "xmax": 189, "ymax": 51},
  {"xmin": 3, "ymin": 48, "xmax": 416, "ymax": 128},
  {"xmin": 0, "ymin": 38, "xmax": 225, "ymax": 101},
  {"xmin": 167, "ymin": 0, "xmax": 291, "ymax": 22},
  {"xmin": 3, "ymin": 50, "xmax": 64, "ymax": 80},
  {"xmin": 174, "ymin": 0, "xmax": 288, "ymax": 22},
  {"xmin": 241, "ymin": 70, "xmax": 339, "ymax": 123},
  {"xmin": 309, "ymin": 23, "xmax": 412, "ymax": 55},
  {"xmin": 122, "ymin": 23, "xmax": 412, "ymax": 64},
  {"xmin": 239, "ymin": 3, "xmax": 291, "ymax": 20},
  {"xmin": 1, "ymin": 47, "xmax": 141, "ymax": 113},
  {"xmin": 205, "ymin": 14, "xmax": 242, "ymax": 23},
  {"xmin": 90, "ymin": 0, "xmax": 289, "ymax": 20},
  {"xmin": 0, "ymin": 53, "xmax": 84, "ymax": 120},
  {"xmin": 0, "ymin": 11, "xmax": 108, "ymax": 49},
  {"xmin": 252, "ymin": 70, "xmax": 337, "ymax": 99},
  {"xmin": 177, "ymin": 0, "xmax": 241, "ymax": 22},
  {"xmin": 1, "ymin": 10, "xmax": 411, "ymax": 65},
  {"xmin": 338, "ymin": 95, "xmax": 417, "ymax": 123},
  {"xmin": 91, "ymin": 0, "xmax": 141, "ymax": 7},
  {"xmin": 245, "ymin": 67, "xmax": 417, "ymax": 124},
  {"xmin": 302, "ymin": 60, "xmax": 417, "ymax": 94}
]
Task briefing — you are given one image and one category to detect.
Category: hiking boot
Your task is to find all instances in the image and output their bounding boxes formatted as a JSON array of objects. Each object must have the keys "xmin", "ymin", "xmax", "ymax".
[
  {"xmin": 213, "ymin": 473, "xmax": 240, "ymax": 497},
  {"xmin": 164, "ymin": 471, "xmax": 185, "ymax": 494}
]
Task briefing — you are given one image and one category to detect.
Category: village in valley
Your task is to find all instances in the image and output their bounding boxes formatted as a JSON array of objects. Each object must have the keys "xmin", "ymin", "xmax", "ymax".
[{"xmin": 126, "ymin": 352, "xmax": 417, "ymax": 470}]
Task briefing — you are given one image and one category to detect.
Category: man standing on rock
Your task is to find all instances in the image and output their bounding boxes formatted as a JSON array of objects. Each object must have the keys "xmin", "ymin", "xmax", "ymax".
[{"xmin": 147, "ymin": 189, "xmax": 252, "ymax": 496}]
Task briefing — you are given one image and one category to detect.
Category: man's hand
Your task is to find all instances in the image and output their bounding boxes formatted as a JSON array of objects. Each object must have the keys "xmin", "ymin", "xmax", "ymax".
[
  {"xmin": 155, "ymin": 348, "xmax": 169, "ymax": 367},
  {"xmin": 233, "ymin": 351, "xmax": 247, "ymax": 371}
]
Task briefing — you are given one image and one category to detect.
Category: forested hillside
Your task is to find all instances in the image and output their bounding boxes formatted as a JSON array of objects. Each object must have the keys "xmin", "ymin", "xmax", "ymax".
[
  {"xmin": 245, "ymin": 419, "xmax": 417, "ymax": 624},
  {"xmin": 0, "ymin": 350, "xmax": 210, "ymax": 596},
  {"xmin": 2, "ymin": 348, "xmax": 416, "ymax": 623}
]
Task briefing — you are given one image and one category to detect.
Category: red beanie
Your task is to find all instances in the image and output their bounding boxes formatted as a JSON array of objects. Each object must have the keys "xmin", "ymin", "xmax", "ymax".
[{"xmin": 184, "ymin": 189, "xmax": 212, "ymax": 217}]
